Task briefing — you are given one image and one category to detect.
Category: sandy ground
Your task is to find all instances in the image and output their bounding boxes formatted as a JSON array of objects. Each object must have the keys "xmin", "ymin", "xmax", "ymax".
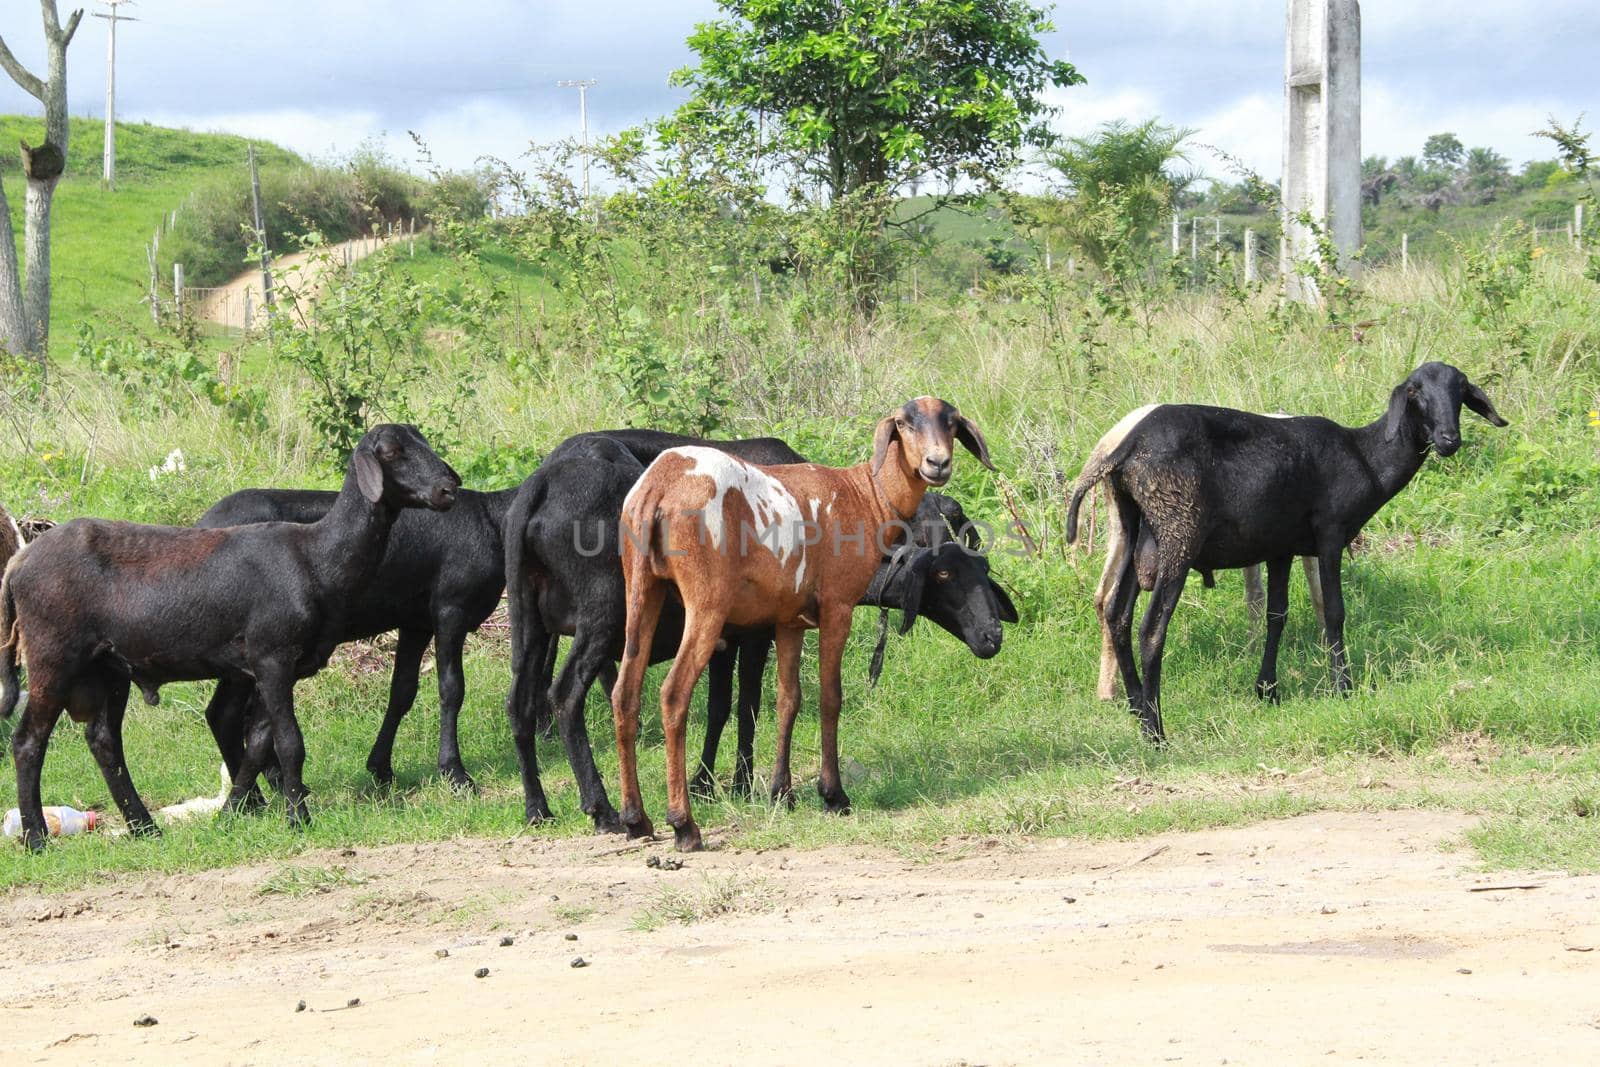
[
  {"xmin": 3, "ymin": 810, "xmax": 1598, "ymax": 1065},
  {"xmin": 198, "ymin": 234, "xmax": 403, "ymax": 330}
]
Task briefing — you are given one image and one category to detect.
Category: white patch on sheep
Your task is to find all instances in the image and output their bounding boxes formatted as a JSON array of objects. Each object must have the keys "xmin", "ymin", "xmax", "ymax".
[{"xmin": 668, "ymin": 447, "xmax": 808, "ymax": 588}]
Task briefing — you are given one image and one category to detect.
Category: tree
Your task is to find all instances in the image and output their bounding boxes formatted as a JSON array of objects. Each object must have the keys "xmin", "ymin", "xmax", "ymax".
[
  {"xmin": 0, "ymin": 2, "xmax": 83, "ymax": 362},
  {"xmin": 1036, "ymin": 118, "xmax": 1196, "ymax": 270},
  {"xmin": 1463, "ymin": 146, "xmax": 1511, "ymax": 202},
  {"xmin": 1422, "ymin": 132, "xmax": 1465, "ymax": 173},
  {"xmin": 671, "ymin": 0, "xmax": 1083, "ymax": 204}
]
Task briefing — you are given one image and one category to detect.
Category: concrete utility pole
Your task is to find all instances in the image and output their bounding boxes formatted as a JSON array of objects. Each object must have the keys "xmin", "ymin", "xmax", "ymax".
[
  {"xmin": 1282, "ymin": 0, "xmax": 1361, "ymax": 304},
  {"xmin": 92, "ymin": 0, "xmax": 137, "ymax": 190},
  {"xmin": 556, "ymin": 78, "xmax": 598, "ymax": 200}
]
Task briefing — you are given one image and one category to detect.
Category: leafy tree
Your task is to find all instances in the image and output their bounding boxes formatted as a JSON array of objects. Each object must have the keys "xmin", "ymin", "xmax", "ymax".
[
  {"xmin": 671, "ymin": 0, "xmax": 1083, "ymax": 202},
  {"xmin": 664, "ymin": 0, "xmax": 1083, "ymax": 309},
  {"xmin": 1036, "ymin": 118, "xmax": 1196, "ymax": 271},
  {"xmin": 1423, "ymin": 132, "xmax": 1466, "ymax": 173},
  {"xmin": 1464, "ymin": 146, "xmax": 1511, "ymax": 202}
]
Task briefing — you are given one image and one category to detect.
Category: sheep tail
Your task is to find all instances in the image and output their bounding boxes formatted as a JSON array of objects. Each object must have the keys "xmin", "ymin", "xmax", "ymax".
[
  {"xmin": 0, "ymin": 544, "xmax": 28, "ymax": 719},
  {"xmin": 503, "ymin": 480, "xmax": 547, "ymax": 673}
]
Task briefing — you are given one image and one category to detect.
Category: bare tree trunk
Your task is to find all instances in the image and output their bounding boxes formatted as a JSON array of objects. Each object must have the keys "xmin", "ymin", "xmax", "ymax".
[
  {"xmin": 23, "ymin": 180, "xmax": 57, "ymax": 353},
  {"xmin": 0, "ymin": 2, "xmax": 82, "ymax": 362},
  {"xmin": 0, "ymin": 180, "xmax": 28, "ymax": 354}
]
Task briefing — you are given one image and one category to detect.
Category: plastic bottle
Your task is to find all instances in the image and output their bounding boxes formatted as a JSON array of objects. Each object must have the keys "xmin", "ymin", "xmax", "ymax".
[{"xmin": 2, "ymin": 806, "xmax": 99, "ymax": 838}]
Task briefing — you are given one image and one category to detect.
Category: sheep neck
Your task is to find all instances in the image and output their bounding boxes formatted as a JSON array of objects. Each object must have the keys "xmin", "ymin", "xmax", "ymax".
[
  {"xmin": 863, "ymin": 443, "xmax": 929, "ymax": 535},
  {"xmin": 310, "ymin": 472, "xmax": 399, "ymax": 592},
  {"xmin": 1352, "ymin": 410, "xmax": 1431, "ymax": 501}
]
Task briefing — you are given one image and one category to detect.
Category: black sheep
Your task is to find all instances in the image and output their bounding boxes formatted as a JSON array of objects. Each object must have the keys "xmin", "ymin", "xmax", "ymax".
[
  {"xmin": 0, "ymin": 425, "xmax": 460, "ymax": 849},
  {"xmin": 1067, "ymin": 362, "xmax": 1507, "ymax": 742},
  {"xmin": 196, "ymin": 483, "xmax": 517, "ymax": 791}
]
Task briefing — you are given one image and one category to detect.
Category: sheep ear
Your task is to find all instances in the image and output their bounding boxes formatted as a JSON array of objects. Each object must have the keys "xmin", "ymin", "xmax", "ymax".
[
  {"xmin": 898, "ymin": 552, "xmax": 933, "ymax": 635},
  {"xmin": 871, "ymin": 415, "xmax": 899, "ymax": 475},
  {"xmin": 1383, "ymin": 383, "xmax": 1411, "ymax": 442},
  {"xmin": 990, "ymin": 578, "xmax": 1019, "ymax": 624},
  {"xmin": 954, "ymin": 413, "xmax": 995, "ymax": 471},
  {"xmin": 354, "ymin": 449, "xmax": 385, "ymax": 503},
  {"xmin": 1464, "ymin": 382, "xmax": 1509, "ymax": 427}
]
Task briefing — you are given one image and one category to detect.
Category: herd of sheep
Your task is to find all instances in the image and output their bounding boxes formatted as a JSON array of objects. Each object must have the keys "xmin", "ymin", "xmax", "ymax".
[{"xmin": 0, "ymin": 361, "xmax": 1505, "ymax": 851}]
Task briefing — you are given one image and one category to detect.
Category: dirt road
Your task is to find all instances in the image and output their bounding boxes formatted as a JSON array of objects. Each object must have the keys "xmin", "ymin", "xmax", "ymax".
[
  {"xmin": 3, "ymin": 810, "xmax": 1598, "ymax": 1065},
  {"xmin": 198, "ymin": 233, "xmax": 401, "ymax": 331}
]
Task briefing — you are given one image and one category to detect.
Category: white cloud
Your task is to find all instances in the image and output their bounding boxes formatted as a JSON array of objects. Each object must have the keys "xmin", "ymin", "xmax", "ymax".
[{"xmin": 140, "ymin": 97, "xmax": 599, "ymax": 175}]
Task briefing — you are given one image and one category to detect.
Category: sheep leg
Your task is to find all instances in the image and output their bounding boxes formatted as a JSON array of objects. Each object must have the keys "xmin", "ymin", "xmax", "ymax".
[
  {"xmin": 1135, "ymin": 567, "xmax": 1189, "ymax": 744},
  {"xmin": 1093, "ymin": 495, "xmax": 1127, "ymax": 702},
  {"xmin": 731, "ymin": 636, "xmax": 769, "ymax": 799},
  {"xmin": 692, "ymin": 644, "xmax": 737, "ymax": 798},
  {"xmin": 1315, "ymin": 550, "xmax": 1352, "ymax": 695},
  {"xmin": 815, "ymin": 606, "xmax": 854, "ymax": 815},
  {"xmin": 10, "ymin": 675, "xmax": 64, "ymax": 852},
  {"xmin": 533, "ymin": 637, "xmax": 561, "ymax": 739},
  {"xmin": 204, "ymin": 675, "xmax": 267, "ymax": 811},
  {"xmin": 658, "ymin": 603, "xmax": 727, "ymax": 852},
  {"xmin": 1106, "ymin": 489, "xmax": 1145, "ymax": 709},
  {"xmin": 611, "ymin": 575, "xmax": 666, "ymax": 840},
  {"xmin": 1243, "ymin": 564, "xmax": 1266, "ymax": 640},
  {"xmin": 549, "ymin": 628, "xmax": 622, "ymax": 832},
  {"xmin": 253, "ymin": 662, "xmax": 311, "ymax": 828},
  {"xmin": 83, "ymin": 676, "xmax": 159, "ymax": 837},
  {"xmin": 768, "ymin": 625, "xmax": 804, "ymax": 810},
  {"xmin": 1301, "ymin": 555, "xmax": 1326, "ymax": 635},
  {"xmin": 503, "ymin": 626, "xmax": 555, "ymax": 825},
  {"xmin": 1254, "ymin": 557, "xmax": 1292, "ymax": 704},
  {"xmin": 431, "ymin": 618, "xmax": 476, "ymax": 792},
  {"xmin": 364, "ymin": 627, "xmax": 430, "ymax": 788}
]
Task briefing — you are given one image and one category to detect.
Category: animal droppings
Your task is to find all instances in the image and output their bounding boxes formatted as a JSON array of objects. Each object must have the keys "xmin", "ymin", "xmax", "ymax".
[
  {"xmin": 499, "ymin": 936, "xmax": 514, "ymax": 947},
  {"xmin": 475, "ymin": 968, "xmax": 490, "ymax": 978},
  {"xmin": 571, "ymin": 957, "xmax": 589, "ymax": 969},
  {"xmin": 133, "ymin": 1015, "xmax": 158, "ymax": 1028}
]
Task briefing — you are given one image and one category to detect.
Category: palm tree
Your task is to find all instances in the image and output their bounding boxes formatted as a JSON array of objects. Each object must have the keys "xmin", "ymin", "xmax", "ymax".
[{"xmin": 1036, "ymin": 119, "xmax": 1198, "ymax": 274}]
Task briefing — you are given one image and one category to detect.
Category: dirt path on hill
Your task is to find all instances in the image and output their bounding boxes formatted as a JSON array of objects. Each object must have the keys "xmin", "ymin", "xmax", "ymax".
[
  {"xmin": 4, "ymin": 810, "xmax": 1599, "ymax": 1065},
  {"xmin": 198, "ymin": 233, "xmax": 402, "ymax": 330}
]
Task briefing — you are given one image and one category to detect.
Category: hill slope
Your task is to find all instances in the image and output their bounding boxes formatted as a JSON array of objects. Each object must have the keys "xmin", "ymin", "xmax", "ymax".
[{"xmin": 0, "ymin": 115, "xmax": 302, "ymax": 356}]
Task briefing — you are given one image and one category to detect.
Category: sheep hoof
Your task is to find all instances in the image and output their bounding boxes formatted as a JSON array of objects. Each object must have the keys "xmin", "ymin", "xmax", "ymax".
[
  {"xmin": 128, "ymin": 818, "xmax": 161, "ymax": 839},
  {"xmin": 365, "ymin": 762, "xmax": 396, "ymax": 788},
  {"xmin": 524, "ymin": 798, "xmax": 555, "ymax": 825},
  {"xmin": 819, "ymin": 785, "xmax": 852, "ymax": 815},
  {"xmin": 443, "ymin": 767, "xmax": 478, "ymax": 794},
  {"xmin": 621, "ymin": 808, "xmax": 654, "ymax": 839},
  {"xmin": 672, "ymin": 822, "xmax": 703, "ymax": 853},
  {"xmin": 589, "ymin": 805, "xmax": 625, "ymax": 835},
  {"xmin": 1255, "ymin": 679, "xmax": 1281, "ymax": 704}
]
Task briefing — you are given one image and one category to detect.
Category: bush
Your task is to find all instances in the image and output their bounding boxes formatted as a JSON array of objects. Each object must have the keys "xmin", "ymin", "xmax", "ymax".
[{"xmin": 159, "ymin": 148, "xmax": 426, "ymax": 289}]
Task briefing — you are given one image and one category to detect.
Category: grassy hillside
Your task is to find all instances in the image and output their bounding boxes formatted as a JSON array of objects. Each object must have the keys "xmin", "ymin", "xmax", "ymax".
[{"xmin": 0, "ymin": 116, "xmax": 302, "ymax": 358}]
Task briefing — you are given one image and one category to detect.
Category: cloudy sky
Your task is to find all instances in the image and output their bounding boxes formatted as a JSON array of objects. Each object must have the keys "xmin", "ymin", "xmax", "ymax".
[{"xmin": 0, "ymin": 1, "xmax": 1592, "ymax": 183}]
